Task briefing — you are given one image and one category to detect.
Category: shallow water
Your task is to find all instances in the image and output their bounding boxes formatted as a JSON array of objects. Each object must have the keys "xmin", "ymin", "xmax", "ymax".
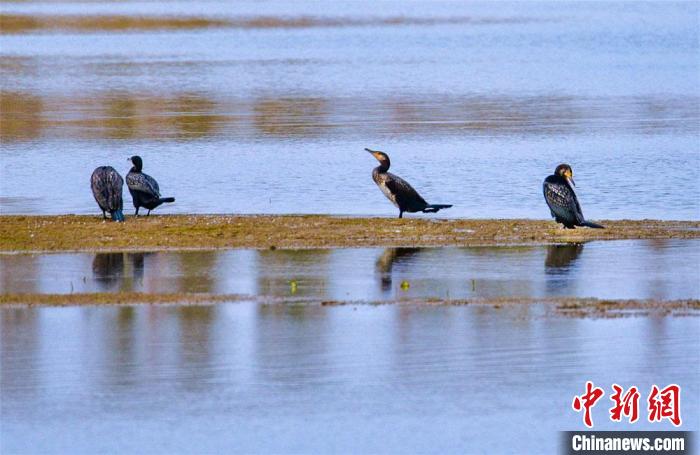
[
  {"xmin": 1, "ymin": 303, "xmax": 698, "ymax": 454},
  {"xmin": 2, "ymin": 5, "xmax": 699, "ymax": 450},
  {"xmin": 1, "ymin": 1, "xmax": 698, "ymax": 219},
  {"xmin": 2, "ymin": 239, "xmax": 699, "ymax": 300}
]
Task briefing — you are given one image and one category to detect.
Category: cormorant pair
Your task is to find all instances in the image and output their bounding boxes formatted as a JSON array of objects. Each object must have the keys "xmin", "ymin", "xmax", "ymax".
[
  {"xmin": 366, "ymin": 148, "xmax": 603, "ymax": 228},
  {"xmin": 90, "ymin": 156, "xmax": 174, "ymax": 222}
]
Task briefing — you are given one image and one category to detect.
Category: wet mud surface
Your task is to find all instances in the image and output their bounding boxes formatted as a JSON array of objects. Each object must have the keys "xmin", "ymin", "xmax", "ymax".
[
  {"xmin": 1, "ymin": 292, "xmax": 698, "ymax": 319},
  {"xmin": 2, "ymin": 215, "xmax": 698, "ymax": 252}
]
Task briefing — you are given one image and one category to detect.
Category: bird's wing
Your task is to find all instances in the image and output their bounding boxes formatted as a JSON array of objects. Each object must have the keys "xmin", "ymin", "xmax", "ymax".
[
  {"xmin": 127, "ymin": 172, "xmax": 160, "ymax": 198},
  {"xmin": 144, "ymin": 173, "xmax": 160, "ymax": 196},
  {"xmin": 91, "ymin": 170, "xmax": 109, "ymax": 211},
  {"xmin": 385, "ymin": 173, "xmax": 427, "ymax": 210},
  {"xmin": 91, "ymin": 167, "xmax": 123, "ymax": 211},
  {"xmin": 543, "ymin": 179, "xmax": 584, "ymax": 224},
  {"xmin": 107, "ymin": 169, "xmax": 124, "ymax": 211}
]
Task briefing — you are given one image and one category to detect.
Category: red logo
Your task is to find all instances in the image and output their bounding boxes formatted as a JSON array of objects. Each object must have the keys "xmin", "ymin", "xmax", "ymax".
[
  {"xmin": 572, "ymin": 383, "xmax": 682, "ymax": 428},
  {"xmin": 648, "ymin": 384, "xmax": 682, "ymax": 427},
  {"xmin": 572, "ymin": 381, "xmax": 605, "ymax": 428},
  {"xmin": 609, "ymin": 384, "xmax": 640, "ymax": 423}
]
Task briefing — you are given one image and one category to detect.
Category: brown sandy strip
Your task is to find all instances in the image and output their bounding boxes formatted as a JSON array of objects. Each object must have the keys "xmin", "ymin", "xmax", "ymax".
[
  {"xmin": 0, "ymin": 215, "xmax": 698, "ymax": 252},
  {"xmin": 0, "ymin": 14, "xmax": 538, "ymax": 34},
  {"xmin": 321, "ymin": 297, "xmax": 700, "ymax": 318},
  {"xmin": 0, "ymin": 292, "xmax": 246, "ymax": 307},
  {"xmin": 1, "ymin": 293, "xmax": 698, "ymax": 318}
]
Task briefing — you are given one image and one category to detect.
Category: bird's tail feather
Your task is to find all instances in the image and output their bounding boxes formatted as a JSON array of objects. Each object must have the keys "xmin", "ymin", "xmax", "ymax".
[
  {"xmin": 423, "ymin": 204, "xmax": 453, "ymax": 213},
  {"xmin": 581, "ymin": 220, "xmax": 604, "ymax": 229},
  {"xmin": 111, "ymin": 209, "xmax": 125, "ymax": 222},
  {"xmin": 159, "ymin": 197, "xmax": 175, "ymax": 204}
]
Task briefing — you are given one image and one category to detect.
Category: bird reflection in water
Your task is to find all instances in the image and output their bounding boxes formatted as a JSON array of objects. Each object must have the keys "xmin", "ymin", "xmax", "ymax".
[
  {"xmin": 127, "ymin": 253, "xmax": 146, "ymax": 284},
  {"xmin": 544, "ymin": 243, "xmax": 584, "ymax": 272},
  {"xmin": 92, "ymin": 253, "xmax": 125, "ymax": 290},
  {"xmin": 376, "ymin": 248, "xmax": 420, "ymax": 292}
]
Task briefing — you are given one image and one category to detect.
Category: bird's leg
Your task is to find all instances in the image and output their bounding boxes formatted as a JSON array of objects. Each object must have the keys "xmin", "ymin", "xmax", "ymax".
[
  {"xmin": 134, "ymin": 206, "xmax": 139, "ymax": 217},
  {"xmin": 147, "ymin": 210, "xmax": 151, "ymax": 216},
  {"xmin": 102, "ymin": 211, "xmax": 107, "ymax": 220},
  {"xmin": 399, "ymin": 211, "xmax": 403, "ymax": 219}
]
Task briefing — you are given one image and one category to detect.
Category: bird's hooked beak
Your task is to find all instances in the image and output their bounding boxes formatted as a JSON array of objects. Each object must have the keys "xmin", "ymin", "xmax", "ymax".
[{"xmin": 365, "ymin": 148, "xmax": 381, "ymax": 160}]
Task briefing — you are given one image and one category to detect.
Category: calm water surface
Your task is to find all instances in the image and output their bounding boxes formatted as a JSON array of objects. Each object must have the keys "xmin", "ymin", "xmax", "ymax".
[
  {"xmin": 1, "ymin": 303, "xmax": 698, "ymax": 454},
  {"xmin": 1, "ymin": 4, "xmax": 699, "ymax": 453},
  {"xmin": 1, "ymin": 1, "xmax": 698, "ymax": 219},
  {"xmin": 2, "ymin": 240, "xmax": 699, "ymax": 300}
]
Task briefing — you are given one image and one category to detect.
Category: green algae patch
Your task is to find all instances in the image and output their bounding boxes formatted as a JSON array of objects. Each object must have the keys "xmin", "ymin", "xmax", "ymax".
[{"xmin": 1, "ymin": 215, "xmax": 699, "ymax": 252}]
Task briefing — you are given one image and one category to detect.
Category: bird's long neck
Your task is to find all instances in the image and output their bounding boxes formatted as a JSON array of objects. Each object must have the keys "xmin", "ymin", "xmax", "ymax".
[
  {"xmin": 374, "ymin": 159, "xmax": 390, "ymax": 173},
  {"xmin": 559, "ymin": 175, "xmax": 575, "ymax": 191},
  {"xmin": 553, "ymin": 174, "xmax": 569, "ymax": 186},
  {"xmin": 130, "ymin": 165, "xmax": 141, "ymax": 173}
]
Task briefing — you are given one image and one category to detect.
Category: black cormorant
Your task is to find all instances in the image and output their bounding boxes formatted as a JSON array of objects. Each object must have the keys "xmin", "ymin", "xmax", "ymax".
[
  {"xmin": 126, "ymin": 156, "xmax": 175, "ymax": 216},
  {"xmin": 90, "ymin": 166, "xmax": 125, "ymax": 222},
  {"xmin": 366, "ymin": 148, "xmax": 452, "ymax": 218},
  {"xmin": 543, "ymin": 164, "xmax": 604, "ymax": 229}
]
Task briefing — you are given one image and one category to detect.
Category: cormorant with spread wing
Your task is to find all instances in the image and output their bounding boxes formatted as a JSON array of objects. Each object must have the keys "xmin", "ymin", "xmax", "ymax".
[
  {"xmin": 366, "ymin": 148, "xmax": 452, "ymax": 218},
  {"xmin": 543, "ymin": 164, "xmax": 604, "ymax": 229},
  {"xmin": 126, "ymin": 156, "xmax": 175, "ymax": 216},
  {"xmin": 91, "ymin": 166, "xmax": 125, "ymax": 222}
]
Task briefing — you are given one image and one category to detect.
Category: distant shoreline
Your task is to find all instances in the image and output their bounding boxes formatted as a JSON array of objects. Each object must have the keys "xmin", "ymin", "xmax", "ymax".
[
  {"xmin": 0, "ymin": 14, "xmax": 541, "ymax": 35},
  {"xmin": 1, "ymin": 215, "xmax": 698, "ymax": 252}
]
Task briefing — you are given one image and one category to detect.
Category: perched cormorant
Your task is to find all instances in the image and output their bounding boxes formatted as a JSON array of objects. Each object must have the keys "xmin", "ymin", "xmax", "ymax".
[
  {"xmin": 366, "ymin": 148, "xmax": 452, "ymax": 218},
  {"xmin": 90, "ymin": 166, "xmax": 125, "ymax": 222},
  {"xmin": 126, "ymin": 155, "xmax": 175, "ymax": 216},
  {"xmin": 543, "ymin": 164, "xmax": 604, "ymax": 229}
]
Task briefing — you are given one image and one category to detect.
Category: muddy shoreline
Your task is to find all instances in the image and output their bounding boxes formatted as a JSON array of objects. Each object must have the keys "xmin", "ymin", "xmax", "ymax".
[
  {"xmin": 1, "ymin": 292, "xmax": 697, "ymax": 318},
  {"xmin": 1, "ymin": 215, "xmax": 698, "ymax": 252}
]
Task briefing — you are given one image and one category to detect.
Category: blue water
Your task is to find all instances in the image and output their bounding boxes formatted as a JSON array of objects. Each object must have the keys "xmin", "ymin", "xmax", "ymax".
[
  {"xmin": 1, "ymin": 3, "xmax": 699, "ymax": 453},
  {"xmin": 1, "ymin": 303, "xmax": 698, "ymax": 454},
  {"xmin": 1, "ymin": 1, "xmax": 698, "ymax": 219},
  {"xmin": 2, "ymin": 240, "xmax": 699, "ymax": 300}
]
